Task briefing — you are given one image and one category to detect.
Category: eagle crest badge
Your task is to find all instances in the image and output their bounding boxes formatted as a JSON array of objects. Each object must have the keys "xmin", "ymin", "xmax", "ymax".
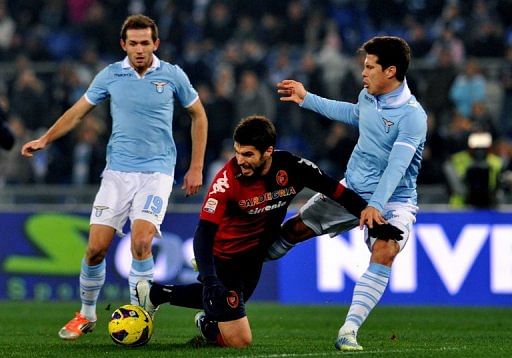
[
  {"xmin": 382, "ymin": 118, "xmax": 394, "ymax": 133},
  {"xmin": 151, "ymin": 81, "xmax": 168, "ymax": 93}
]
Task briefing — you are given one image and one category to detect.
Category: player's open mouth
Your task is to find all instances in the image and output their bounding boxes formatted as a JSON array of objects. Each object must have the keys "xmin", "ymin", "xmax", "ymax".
[{"xmin": 240, "ymin": 167, "xmax": 252, "ymax": 175}]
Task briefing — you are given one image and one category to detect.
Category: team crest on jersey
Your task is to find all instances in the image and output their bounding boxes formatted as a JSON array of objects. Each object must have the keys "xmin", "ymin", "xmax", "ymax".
[
  {"xmin": 93, "ymin": 205, "xmax": 109, "ymax": 217},
  {"xmin": 276, "ymin": 170, "xmax": 288, "ymax": 186},
  {"xmin": 203, "ymin": 198, "xmax": 218, "ymax": 214},
  {"xmin": 382, "ymin": 118, "xmax": 394, "ymax": 133},
  {"xmin": 151, "ymin": 81, "xmax": 168, "ymax": 93}
]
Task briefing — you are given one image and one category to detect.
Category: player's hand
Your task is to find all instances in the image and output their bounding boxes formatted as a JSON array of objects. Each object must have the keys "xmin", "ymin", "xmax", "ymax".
[
  {"xmin": 368, "ymin": 223, "xmax": 404, "ymax": 241},
  {"xmin": 276, "ymin": 80, "xmax": 307, "ymax": 104},
  {"xmin": 202, "ymin": 276, "xmax": 238, "ymax": 320},
  {"xmin": 182, "ymin": 167, "xmax": 203, "ymax": 197},
  {"xmin": 21, "ymin": 138, "xmax": 47, "ymax": 157},
  {"xmin": 359, "ymin": 206, "xmax": 386, "ymax": 229}
]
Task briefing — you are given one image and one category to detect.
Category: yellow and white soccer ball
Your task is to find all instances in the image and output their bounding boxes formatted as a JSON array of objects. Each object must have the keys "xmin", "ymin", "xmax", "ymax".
[{"xmin": 108, "ymin": 304, "xmax": 153, "ymax": 347}]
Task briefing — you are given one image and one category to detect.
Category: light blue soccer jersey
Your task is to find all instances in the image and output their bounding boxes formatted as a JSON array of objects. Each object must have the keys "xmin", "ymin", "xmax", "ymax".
[
  {"xmin": 301, "ymin": 80, "xmax": 427, "ymax": 212},
  {"xmin": 85, "ymin": 55, "xmax": 198, "ymax": 175}
]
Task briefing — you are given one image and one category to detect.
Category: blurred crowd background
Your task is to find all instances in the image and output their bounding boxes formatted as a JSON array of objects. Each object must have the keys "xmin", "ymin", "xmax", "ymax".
[{"xmin": 1, "ymin": 0, "xmax": 512, "ymax": 208}]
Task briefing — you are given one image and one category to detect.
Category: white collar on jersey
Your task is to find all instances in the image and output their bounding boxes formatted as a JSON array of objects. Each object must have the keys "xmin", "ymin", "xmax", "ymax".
[
  {"xmin": 122, "ymin": 54, "xmax": 161, "ymax": 78},
  {"xmin": 376, "ymin": 78, "xmax": 412, "ymax": 109}
]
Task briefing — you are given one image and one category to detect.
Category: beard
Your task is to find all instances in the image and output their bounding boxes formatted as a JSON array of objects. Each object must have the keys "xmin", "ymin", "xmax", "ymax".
[{"xmin": 240, "ymin": 160, "xmax": 266, "ymax": 177}]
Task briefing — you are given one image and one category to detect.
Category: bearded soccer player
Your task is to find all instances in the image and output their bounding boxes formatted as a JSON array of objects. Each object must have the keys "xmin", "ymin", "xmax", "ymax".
[{"xmin": 135, "ymin": 115, "xmax": 403, "ymax": 348}]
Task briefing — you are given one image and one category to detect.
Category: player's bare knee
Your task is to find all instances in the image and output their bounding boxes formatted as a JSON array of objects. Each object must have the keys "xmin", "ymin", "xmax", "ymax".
[
  {"xmin": 223, "ymin": 332, "xmax": 252, "ymax": 348},
  {"xmin": 85, "ymin": 247, "xmax": 107, "ymax": 265},
  {"xmin": 130, "ymin": 233, "xmax": 154, "ymax": 259},
  {"xmin": 371, "ymin": 240, "xmax": 398, "ymax": 266},
  {"xmin": 131, "ymin": 242, "xmax": 152, "ymax": 260}
]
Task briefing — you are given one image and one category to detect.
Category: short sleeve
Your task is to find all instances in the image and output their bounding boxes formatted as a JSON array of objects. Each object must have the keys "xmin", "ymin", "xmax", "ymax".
[
  {"xmin": 173, "ymin": 65, "xmax": 199, "ymax": 108},
  {"xmin": 199, "ymin": 165, "xmax": 233, "ymax": 224},
  {"xmin": 85, "ymin": 66, "xmax": 111, "ymax": 105}
]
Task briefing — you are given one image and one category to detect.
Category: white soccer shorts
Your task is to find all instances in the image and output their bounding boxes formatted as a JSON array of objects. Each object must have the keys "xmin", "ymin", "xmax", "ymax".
[
  {"xmin": 299, "ymin": 182, "xmax": 417, "ymax": 252},
  {"xmin": 90, "ymin": 169, "xmax": 174, "ymax": 237}
]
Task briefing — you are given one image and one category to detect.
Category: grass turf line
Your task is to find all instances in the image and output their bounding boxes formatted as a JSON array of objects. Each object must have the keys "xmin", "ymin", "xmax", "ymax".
[{"xmin": 0, "ymin": 302, "xmax": 510, "ymax": 357}]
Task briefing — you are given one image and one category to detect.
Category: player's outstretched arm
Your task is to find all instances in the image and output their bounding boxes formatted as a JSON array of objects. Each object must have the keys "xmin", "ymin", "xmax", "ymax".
[
  {"xmin": 276, "ymin": 79, "xmax": 307, "ymax": 104},
  {"xmin": 21, "ymin": 96, "xmax": 94, "ymax": 157}
]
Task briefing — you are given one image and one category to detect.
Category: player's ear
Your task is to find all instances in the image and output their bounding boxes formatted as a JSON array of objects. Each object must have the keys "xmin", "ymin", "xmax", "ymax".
[
  {"xmin": 264, "ymin": 146, "xmax": 274, "ymax": 158},
  {"xmin": 120, "ymin": 39, "xmax": 127, "ymax": 52},
  {"xmin": 153, "ymin": 38, "xmax": 160, "ymax": 51},
  {"xmin": 385, "ymin": 65, "xmax": 396, "ymax": 79}
]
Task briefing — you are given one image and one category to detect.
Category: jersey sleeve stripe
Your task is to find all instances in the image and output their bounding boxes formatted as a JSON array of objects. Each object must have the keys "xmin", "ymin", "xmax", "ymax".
[
  {"xmin": 183, "ymin": 95, "xmax": 199, "ymax": 108},
  {"xmin": 332, "ymin": 183, "xmax": 346, "ymax": 200},
  {"xmin": 393, "ymin": 141, "xmax": 416, "ymax": 151},
  {"xmin": 84, "ymin": 94, "xmax": 97, "ymax": 105}
]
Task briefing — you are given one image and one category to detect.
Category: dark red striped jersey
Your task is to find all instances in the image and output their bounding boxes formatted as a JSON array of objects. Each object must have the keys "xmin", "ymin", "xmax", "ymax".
[{"xmin": 200, "ymin": 150, "xmax": 346, "ymax": 259}]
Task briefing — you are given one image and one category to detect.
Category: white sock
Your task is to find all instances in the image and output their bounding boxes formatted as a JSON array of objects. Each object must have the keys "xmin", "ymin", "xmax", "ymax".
[
  {"xmin": 341, "ymin": 262, "xmax": 391, "ymax": 335},
  {"xmin": 79, "ymin": 259, "xmax": 106, "ymax": 321},
  {"xmin": 129, "ymin": 256, "xmax": 154, "ymax": 304}
]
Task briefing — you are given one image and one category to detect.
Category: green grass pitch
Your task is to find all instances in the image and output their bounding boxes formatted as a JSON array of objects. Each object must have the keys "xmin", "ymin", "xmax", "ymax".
[{"xmin": 1, "ymin": 301, "xmax": 511, "ymax": 357}]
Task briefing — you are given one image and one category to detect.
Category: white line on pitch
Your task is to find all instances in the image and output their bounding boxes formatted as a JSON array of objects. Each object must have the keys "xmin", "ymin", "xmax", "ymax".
[{"xmin": 215, "ymin": 346, "xmax": 466, "ymax": 358}]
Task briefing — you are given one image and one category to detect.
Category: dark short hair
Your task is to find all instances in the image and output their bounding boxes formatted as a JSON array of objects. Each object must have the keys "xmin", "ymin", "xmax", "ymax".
[
  {"xmin": 361, "ymin": 36, "xmax": 411, "ymax": 81},
  {"xmin": 233, "ymin": 115, "xmax": 276, "ymax": 153},
  {"xmin": 120, "ymin": 14, "xmax": 158, "ymax": 42}
]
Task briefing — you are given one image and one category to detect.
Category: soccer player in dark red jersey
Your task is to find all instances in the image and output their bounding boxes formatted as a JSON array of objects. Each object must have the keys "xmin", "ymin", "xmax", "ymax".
[{"xmin": 135, "ymin": 115, "xmax": 402, "ymax": 348}]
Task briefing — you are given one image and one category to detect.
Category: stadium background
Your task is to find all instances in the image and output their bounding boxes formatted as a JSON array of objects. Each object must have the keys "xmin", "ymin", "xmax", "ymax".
[{"xmin": 0, "ymin": 0, "xmax": 511, "ymax": 307}]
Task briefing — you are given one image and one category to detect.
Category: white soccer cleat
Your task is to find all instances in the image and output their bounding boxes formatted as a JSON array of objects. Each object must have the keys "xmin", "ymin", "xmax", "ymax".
[
  {"xmin": 194, "ymin": 311, "xmax": 207, "ymax": 339},
  {"xmin": 335, "ymin": 329, "xmax": 363, "ymax": 351},
  {"xmin": 135, "ymin": 280, "xmax": 158, "ymax": 318}
]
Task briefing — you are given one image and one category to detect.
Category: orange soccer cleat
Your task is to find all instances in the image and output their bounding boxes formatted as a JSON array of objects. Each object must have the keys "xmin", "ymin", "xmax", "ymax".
[{"xmin": 58, "ymin": 312, "xmax": 96, "ymax": 340}]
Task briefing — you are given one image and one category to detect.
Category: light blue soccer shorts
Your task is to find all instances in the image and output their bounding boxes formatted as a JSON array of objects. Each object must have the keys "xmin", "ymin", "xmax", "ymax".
[{"xmin": 90, "ymin": 169, "xmax": 174, "ymax": 237}]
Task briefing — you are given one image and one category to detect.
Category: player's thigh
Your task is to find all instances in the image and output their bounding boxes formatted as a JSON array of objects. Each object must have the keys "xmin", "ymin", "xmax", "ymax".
[
  {"xmin": 366, "ymin": 202, "xmax": 418, "ymax": 252},
  {"xmin": 130, "ymin": 172, "xmax": 174, "ymax": 238},
  {"xmin": 218, "ymin": 316, "xmax": 252, "ymax": 348},
  {"xmin": 215, "ymin": 256, "xmax": 262, "ymax": 302},
  {"xmin": 300, "ymin": 193, "xmax": 359, "ymax": 236},
  {"xmin": 90, "ymin": 170, "xmax": 135, "ymax": 235}
]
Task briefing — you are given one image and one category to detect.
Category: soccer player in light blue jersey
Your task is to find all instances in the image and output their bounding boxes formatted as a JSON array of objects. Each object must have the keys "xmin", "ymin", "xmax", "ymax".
[
  {"xmin": 271, "ymin": 36, "xmax": 427, "ymax": 351},
  {"xmin": 21, "ymin": 14, "xmax": 208, "ymax": 340}
]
